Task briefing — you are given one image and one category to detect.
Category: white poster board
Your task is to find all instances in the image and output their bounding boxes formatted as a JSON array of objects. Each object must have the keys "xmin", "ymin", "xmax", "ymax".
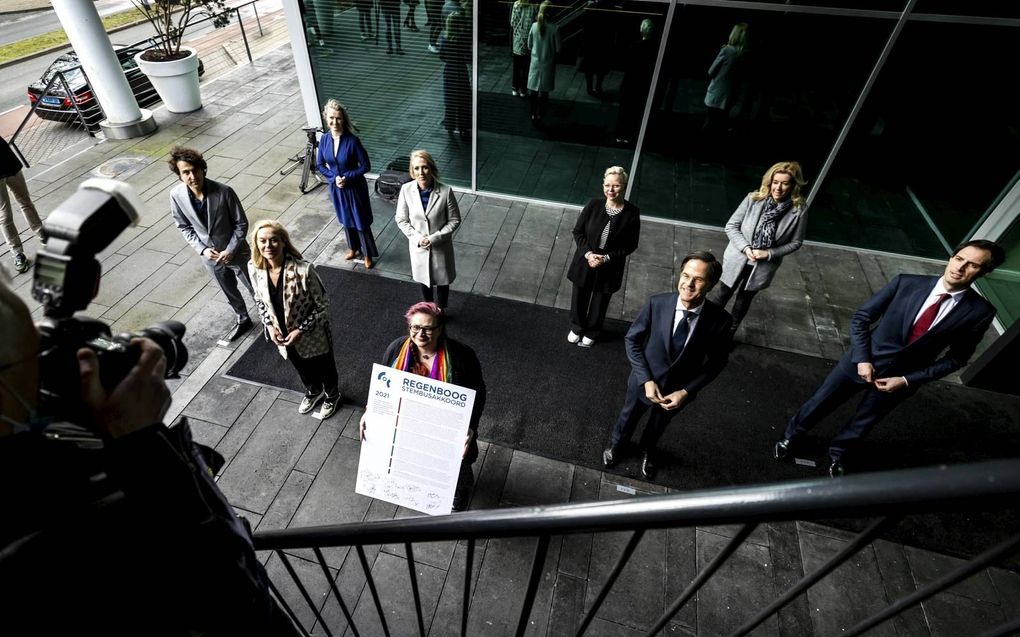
[{"xmin": 356, "ymin": 364, "xmax": 476, "ymax": 515}]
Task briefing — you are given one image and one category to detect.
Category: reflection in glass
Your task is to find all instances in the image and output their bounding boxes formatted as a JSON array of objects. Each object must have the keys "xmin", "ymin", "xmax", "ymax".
[
  {"xmin": 300, "ymin": 0, "xmax": 473, "ymax": 187},
  {"xmin": 476, "ymin": 0, "xmax": 665, "ymax": 202}
]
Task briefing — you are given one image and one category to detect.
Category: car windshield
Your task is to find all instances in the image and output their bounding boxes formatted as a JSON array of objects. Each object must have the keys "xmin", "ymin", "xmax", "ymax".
[{"xmin": 41, "ymin": 56, "xmax": 85, "ymax": 87}]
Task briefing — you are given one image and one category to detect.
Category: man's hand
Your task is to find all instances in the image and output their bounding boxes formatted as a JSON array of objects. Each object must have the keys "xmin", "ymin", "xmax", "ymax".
[
  {"xmin": 78, "ymin": 338, "xmax": 170, "ymax": 439},
  {"xmin": 281, "ymin": 329, "xmax": 303, "ymax": 347},
  {"xmin": 857, "ymin": 362, "xmax": 875, "ymax": 383},
  {"xmin": 203, "ymin": 247, "xmax": 221, "ymax": 262},
  {"xmin": 643, "ymin": 380, "xmax": 663, "ymax": 404},
  {"xmin": 874, "ymin": 377, "xmax": 907, "ymax": 393},
  {"xmin": 658, "ymin": 389, "xmax": 688, "ymax": 411},
  {"xmin": 359, "ymin": 414, "xmax": 367, "ymax": 441},
  {"xmin": 215, "ymin": 250, "xmax": 233, "ymax": 265}
]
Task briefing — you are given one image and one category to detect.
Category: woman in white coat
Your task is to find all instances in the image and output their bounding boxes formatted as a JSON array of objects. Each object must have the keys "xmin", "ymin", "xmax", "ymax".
[
  {"xmin": 395, "ymin": 149, "xmax": 461, "ymax": 308},
  {"xmin": 526, "ymin": 1, "xmax": 560, "ymax": 124}
]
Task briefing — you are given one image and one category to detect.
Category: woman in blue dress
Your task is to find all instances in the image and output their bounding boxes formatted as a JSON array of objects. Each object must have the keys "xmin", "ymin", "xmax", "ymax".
[{"xmin": 317, "ymin": 99, "xmax": 378, "ymax": 268}]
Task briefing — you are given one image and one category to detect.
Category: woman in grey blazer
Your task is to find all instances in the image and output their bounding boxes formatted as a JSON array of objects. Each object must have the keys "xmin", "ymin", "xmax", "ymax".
[
  {"xmin": 395, "ymin": 149, "xmax": 461, "ymax": 308},
  {"xmin": 715, "ymin": 161, "xmax": 808, "ymax": 335}
]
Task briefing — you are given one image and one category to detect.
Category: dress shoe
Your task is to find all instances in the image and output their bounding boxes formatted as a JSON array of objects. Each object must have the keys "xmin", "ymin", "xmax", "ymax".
[
  {"xmin": 298, "ymin": 391, "xmax": 324, "ymax": 415},
  {"xmin": 364, "ymin": 256, "xmax": 374, "ymax": 269},
  {"xmin": 344, "ymin": 249, "xmax": 359, "ymax": 261},
  {"xmin": 828, "ymin": 457, "xmax": 845, "ymax": 478},
  {"xmin": 567, "ymin": 330, "xmax": 581, "ymax": 344},
  {"xmin": 641, "ymin": 453, "xmax": 657, "ymax": 480},
  {"xmin": 227, "ymin": 319, "xmax": 253, "ymax": 341},
  {"xmin": 602, "ymin": 444, "xmax": 619, "ymax": 468},
  {"xmin": 773, "ymin": 438, "xmax": 792, "ymax": 461}
]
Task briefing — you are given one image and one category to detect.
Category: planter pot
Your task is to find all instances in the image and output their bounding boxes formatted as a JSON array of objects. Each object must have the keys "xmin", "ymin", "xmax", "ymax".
[{"xmin": 134, "ymin": 46, "xmax": 202, "ymax": 113}]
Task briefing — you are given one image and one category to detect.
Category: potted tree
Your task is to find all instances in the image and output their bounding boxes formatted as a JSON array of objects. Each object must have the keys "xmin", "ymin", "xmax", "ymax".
[{"xmin": 131, "ymin": 0, "xmax": 230, "ymax": 113}]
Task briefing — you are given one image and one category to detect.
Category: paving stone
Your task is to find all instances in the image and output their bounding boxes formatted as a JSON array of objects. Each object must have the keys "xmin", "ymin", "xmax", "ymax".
[
  {"xmin": 872, "ymin": 539, "xmax": 930, "ymax": 637},
  {"xmin": 558, "ymin": 465, "xmax": 601, "ymax": 579},
  {"xmin": 257, "ymin": 469, "xmax": 314, "ymax": 536},
  {"xmin": 920, "ymin": 591, "xmax": 1007, "ymax": 637},
  {"xmin": 265, "ymin": 551, "xmax": 336, "ymax": 633},
  {"xmin": 295, "ymin": 406, "xmax": 348, "ymax": 474},
  {"xmin": 345, "ymin": 551, "xmax": 446, "ymax": 637},
  {"xmin": 696, "ymin": 527, "xmax": 781, "ymax": 636},
  {"xmin": 187, "ymin": 416, "xmax": 229, "ymax": 450},
  {"xmin": 798, "ymin": 526, "xmax": 897, "ymax": 637},
  {"xmin": 766, "ymin": 521, "xmax": 814, "ymax": 637},
  {"xmin": 904, "ymin": 545, "xmax": 1000, "ymax": 604},
  {"xmin": 216, "ymin": 398, "xmax": 323, "ymax": 514},
  {"xmin": 471, "ymin": 437, "xmax": 513, "ymax": 511},
  {"xmin": 547, "ymin": 572, "xmax": 587, "ymax": 636},
  {"xmin": 501, "ymin": 451, "xmax": 573, "ymax": 507},
  {"xmin": 93, "ymin": 248, "xmax": 174, "ymax": 308},
  {"xmin": 183, "ymin": 374, "xmax": 260, "ymax": 427},
  {"xmin": 665, "ymin": 525, "xmax": 698, "ymax": 632},
  {"xmin": 109, "ymin": 299, "xmax": 181, "ymax": 334}
]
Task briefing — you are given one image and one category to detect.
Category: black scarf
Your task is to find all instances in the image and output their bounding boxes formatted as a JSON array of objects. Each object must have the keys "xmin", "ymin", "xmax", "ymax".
[{"xmin": 751, "ymin": 196, "xmax": 792, "ymax": 249}]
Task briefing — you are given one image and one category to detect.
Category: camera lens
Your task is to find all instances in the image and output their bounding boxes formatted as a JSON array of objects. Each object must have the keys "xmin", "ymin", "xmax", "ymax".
[{"xmin": 135, "ymin": 320, "xmax": 189, "ymax": 377}]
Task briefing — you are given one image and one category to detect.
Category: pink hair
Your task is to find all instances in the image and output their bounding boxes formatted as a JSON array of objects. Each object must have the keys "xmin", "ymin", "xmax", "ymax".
[{"xmin": 404, "ymin": 301, "xmax": 445, "ymax": 325}]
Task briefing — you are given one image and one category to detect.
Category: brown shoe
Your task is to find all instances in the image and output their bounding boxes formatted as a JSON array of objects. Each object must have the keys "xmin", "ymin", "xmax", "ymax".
[
  {"xmin": 364, "ymin": 256, "xmax": 374, "ymax": 269},
  {"xmin": 344, "ymin": 249, "xmax": 358, "ymax": 261}
]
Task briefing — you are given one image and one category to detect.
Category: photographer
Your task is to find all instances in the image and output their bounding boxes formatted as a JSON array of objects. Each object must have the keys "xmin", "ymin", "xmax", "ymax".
[{"xmin": 0, "ymin": 269, "xmax": 300, "ymax": 636}]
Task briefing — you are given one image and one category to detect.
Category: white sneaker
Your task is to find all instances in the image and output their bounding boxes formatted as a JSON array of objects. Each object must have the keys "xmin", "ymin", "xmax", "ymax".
[
  {"xmin": 579, "ymin": 336, "xmax": 595, "ymax": 348},
  {"xmin": 298, "ymin": 391, "xmax": 323, "ymax": 415},
  {"xmin": 567, "ymin": 330, "xmax": 581, "ymax": 344},
  {"xmin": 428, "ymin": 44, "xmax": 439, "ymax": 54},
  {"xmin": 317, "ymin": 395, "xmax": 340, "ymax": 420}
]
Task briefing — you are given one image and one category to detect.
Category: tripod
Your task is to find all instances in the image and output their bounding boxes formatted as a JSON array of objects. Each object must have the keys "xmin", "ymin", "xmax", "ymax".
[{"xmin": 281, "ymin": 126, "xmax": 327, "ymax": 194}]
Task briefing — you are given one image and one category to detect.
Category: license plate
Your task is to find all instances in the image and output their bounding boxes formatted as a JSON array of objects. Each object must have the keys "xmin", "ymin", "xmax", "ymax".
[{"xmin": 41, "ymin": 96, "xmax": 62, "ymax": 106}]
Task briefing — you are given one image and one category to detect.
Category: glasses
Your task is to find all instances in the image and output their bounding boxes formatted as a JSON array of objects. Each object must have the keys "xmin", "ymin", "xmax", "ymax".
[{"xmin": 409, "ymin": 325, "xmax": 438, "ymax": 335}]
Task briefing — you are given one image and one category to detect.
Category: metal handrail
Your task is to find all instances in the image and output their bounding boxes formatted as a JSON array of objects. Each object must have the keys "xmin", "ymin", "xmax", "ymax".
[{"xmin": 253, "ymin": 459, "xmax": 1020, "ymax": 549}]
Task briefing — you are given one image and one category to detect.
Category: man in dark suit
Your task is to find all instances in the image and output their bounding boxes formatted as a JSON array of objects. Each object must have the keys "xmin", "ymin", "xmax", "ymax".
[
  {"xmin": 603, "ymin": 251, "xmax": 733, "ymax": 479},
  {"xmin": 169, "ymin": 146, "xmax": 255, "ymax": 342},
  {"xmin": 775, "ymin": 240, "xmax": 1006, "ymax": 477}
]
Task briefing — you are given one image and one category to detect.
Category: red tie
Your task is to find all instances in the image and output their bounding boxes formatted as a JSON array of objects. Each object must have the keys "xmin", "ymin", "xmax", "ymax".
[{"xmin": 908, "ymin": 293, "xmax": 950, "ymax": 344}]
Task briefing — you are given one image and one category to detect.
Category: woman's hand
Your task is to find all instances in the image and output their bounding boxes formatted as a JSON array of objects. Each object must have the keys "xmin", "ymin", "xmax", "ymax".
[
  {"xmin": 282, "ymin": 329, "xmax": 303, "ymax": 347},
  {"xmin": 272, "ymin": 326, "xmax": 286, "ymax": 345},
  {"xmin": 585, "ymin": 252, "xmax": 604, "ymax": 268},
  {"xmin": 336, "ymin": 175, "xmax": 346, "ymax": 188},
  {"xmin": 744, "ymin": 248, "xmax": 768, "ymax": 261},
  {"xmin": 462, "ymin": 430, "xmax": 474, "ymax": 459},
  {"xmin": 418, "ymin": 236, "xmax": 432, "ymax": 249}
]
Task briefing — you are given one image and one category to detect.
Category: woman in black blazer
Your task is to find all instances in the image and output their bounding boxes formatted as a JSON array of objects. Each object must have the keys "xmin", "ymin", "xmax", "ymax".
[{"xmin": 566, "ymin": 166, "xmax": 641, "ymax": 347}]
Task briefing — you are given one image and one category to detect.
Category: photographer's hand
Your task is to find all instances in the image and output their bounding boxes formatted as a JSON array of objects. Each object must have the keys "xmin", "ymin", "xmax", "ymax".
[{"xmin": 78, "ymin": 338, "xmax": 171, "ymax": 439}]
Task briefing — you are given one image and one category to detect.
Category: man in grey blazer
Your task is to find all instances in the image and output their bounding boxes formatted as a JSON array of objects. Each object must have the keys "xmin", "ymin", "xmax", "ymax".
[{"xmin": 169, "ymin": 147, "xmax": 255, "ymax": 341}]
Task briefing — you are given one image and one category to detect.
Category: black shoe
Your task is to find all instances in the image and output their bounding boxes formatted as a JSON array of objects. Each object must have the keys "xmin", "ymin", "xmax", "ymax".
[
  {"xmin": 602, "ymin": 444, "xmax": 619, "ymax": 468},
  {"xmin": 828, "ymin": 458, "xmax": 845, "ymax": 478},
  {"xmin": 774, "ymin": 438, "xmax": 792, "ymax": 461},
  {"xmin": 641, "ymin": 453, "xmax": 657, "ymax": 480},
  {"xmin": 227, "ymin": 319, "xmax": 253, "ymax": 341}
]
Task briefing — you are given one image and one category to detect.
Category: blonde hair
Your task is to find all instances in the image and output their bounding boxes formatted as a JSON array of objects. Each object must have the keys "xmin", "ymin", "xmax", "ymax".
[
  {"xmin": 409, "ymin": 149, "xmax": 440, "ymax": 180},
  {"xmin": 750, "ymin": 161, "xmax": 808, "ymax": 207},
  {"xmin": 537, "ymin": 1, "xmax": 551, "ymax": 35},
  {"xmin": 249, "ymin": 219, "xmax": 303, "ymax": 269},
  {"xmin": 321, "ymin": 99, "xmax": 358, "ymax": 133},
  {"xmin": 604, "ymin": 165, "xmax": 628, "ymax": 187},
  {"xmin": 727, "ymin": 22, "xmax": 748, "ymax": 56}
]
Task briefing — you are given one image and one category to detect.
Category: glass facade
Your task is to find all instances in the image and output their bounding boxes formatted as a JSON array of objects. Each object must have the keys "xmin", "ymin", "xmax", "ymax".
[{"xmin": 295, "ymin": 0, "xmax": 1019, "ymax": 320}]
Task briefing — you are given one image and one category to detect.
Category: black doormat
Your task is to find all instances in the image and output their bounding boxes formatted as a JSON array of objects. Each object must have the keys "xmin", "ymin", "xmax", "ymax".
[{"xmin": 226, "ymin": 267, "xmax": 1020, "ymax": 560}]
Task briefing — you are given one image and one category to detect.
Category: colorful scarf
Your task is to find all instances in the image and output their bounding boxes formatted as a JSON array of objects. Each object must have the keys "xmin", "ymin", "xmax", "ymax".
[{"xmin": 391, "ymin": 337, "xmax": 452, "ymax": 382}]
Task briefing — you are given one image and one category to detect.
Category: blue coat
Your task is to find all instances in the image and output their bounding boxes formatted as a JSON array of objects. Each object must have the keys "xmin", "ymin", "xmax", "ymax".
[
  {"xmin": 840, "ymin": 274, "xmax": 996, "ymax": 386},
  {"xmin": 317, "ymin": 133, "xmax": 373, "ymax": 231}
]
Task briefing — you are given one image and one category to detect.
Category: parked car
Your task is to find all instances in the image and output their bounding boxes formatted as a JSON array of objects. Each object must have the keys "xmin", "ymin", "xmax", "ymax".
[{"xmin": 27, "ymin": 40, "xmax": 204, "ymax": 125}]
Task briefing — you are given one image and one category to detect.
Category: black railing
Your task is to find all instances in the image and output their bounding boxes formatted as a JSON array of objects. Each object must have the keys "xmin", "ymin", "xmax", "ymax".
[{"xmin": 253, "ymin": 459, "xmax": 1020, "ymax": 637}]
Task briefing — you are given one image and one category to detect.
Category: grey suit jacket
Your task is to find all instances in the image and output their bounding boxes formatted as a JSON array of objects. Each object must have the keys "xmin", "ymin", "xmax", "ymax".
[
  {"xmin": 170, "ymin": 179, "xmax": 250, "ymax": 259},
  {"xmin": 395, "ymin": 180, "xmax": 460, "ymax": 287},
  {"xmin": 721, "ymin": 194, "xmax": 807, "ymax": 292}
]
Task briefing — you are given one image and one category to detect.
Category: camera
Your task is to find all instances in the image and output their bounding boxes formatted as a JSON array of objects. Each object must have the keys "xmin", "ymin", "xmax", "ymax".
[{"xmin": 31, "ymin": 179, "xmax": 188, "ymax": 418}]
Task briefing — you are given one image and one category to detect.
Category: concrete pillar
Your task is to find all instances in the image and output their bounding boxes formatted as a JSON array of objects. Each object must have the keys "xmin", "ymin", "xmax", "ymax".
[{"xmin": 51, "ymin": 0, "xmax": 157, "ymax": 138}]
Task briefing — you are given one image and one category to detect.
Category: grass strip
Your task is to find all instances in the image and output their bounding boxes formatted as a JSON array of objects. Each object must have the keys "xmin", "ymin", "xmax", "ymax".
[{"xmin": 0, "ymin": 8, "xmax": 148, "ymax": 64}]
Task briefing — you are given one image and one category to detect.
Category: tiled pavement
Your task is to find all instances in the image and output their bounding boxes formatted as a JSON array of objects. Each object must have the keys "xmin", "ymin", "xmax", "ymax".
[{"xmin": 5, "ymin": 46, "xmax": 1018, "ymax": 636}]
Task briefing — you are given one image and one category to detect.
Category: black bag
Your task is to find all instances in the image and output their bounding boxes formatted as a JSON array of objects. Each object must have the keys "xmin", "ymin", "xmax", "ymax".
[{"xmin": 374, "ymin": 157, "xmax": 412, "ymax": 202}]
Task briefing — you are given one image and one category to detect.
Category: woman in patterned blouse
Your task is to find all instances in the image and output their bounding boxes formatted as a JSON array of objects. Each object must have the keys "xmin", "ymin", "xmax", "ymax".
[{"xmin": 248, "ymin": 219, "xmax": 341, "ymax": 419}]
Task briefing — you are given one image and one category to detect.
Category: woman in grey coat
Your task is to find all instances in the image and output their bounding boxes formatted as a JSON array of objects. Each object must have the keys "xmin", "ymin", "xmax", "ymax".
[
  {"xmin": 704, "ymin": 22, "xmax": 748, "ymax": 132},
  {"xmin": 714, "ymin": 161, "xmax": 808, "ymax": 335},
  {"xmin": 395, "ymin": 149, "xmax": 461, "ymax": 309}
]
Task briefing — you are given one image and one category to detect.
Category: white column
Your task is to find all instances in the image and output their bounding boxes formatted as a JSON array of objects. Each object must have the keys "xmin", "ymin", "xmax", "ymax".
[
  {"xmin": 283, "ymin": 0, "xmax": 323, "ymax": 128},
  {"xmin": 51, "ymin": 0, "xmax": 157, "ymax": 138}
]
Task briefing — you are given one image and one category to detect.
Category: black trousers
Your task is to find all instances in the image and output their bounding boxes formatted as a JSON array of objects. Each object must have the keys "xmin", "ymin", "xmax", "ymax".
[
  {"xmin": 511, "ymin": 54, "xmax": 529, "ymax": 92},
  {"xmin": 420, "ymin": 283, "xmax": 450, "ymax": 308},
  {"xmin": 713, "ymin": 262, "xmax": 759, "ymax": 328},
  {"xmin": 287, "ymin": 344, "xmax": 340, "ymax": 400},
  {"xmin": 452, "ymin": 460, "xmax": 474, "ymax": 511},
  {"xmin": 570, "ymin": 283, "xmax": 612, "ymax": 337},
  {"xmin": 610, "ymin": 377, "xmax": 683, "ymax": 453}
]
